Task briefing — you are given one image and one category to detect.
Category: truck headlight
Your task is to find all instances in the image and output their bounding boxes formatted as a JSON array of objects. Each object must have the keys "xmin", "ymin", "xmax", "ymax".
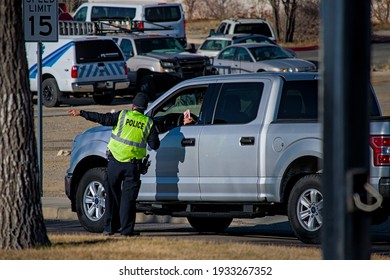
[{"xmin": 160, "ymin": 61, "xmax": 177, "ymax": 73}]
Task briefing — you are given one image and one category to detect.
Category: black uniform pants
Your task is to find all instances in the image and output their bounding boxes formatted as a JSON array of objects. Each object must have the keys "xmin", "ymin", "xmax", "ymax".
[{"xmin": 104, "ymin": 153, "xmax": 141, "ymax": 236}]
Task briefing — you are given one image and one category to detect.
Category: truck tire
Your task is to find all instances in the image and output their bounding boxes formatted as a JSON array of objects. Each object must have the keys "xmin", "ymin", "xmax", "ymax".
[
  {"xmin": 42, "ymin": 78, "xmax": 61, "ymax": 107},
  {"xmin": 187, "ymin": 217, "xmax": 233, "ymax": 233},
  {"xmin": 75, "ymin": 167, "xmax": 107, "ymax": 233},
  {"xmin": 93, "ymin": 93, "xmax": 115, "ymax": 105},
  {"xmin": 288, "ymin": 174, "xmax": 322, "ymax": 244},
  {"xmin": 139, "ymin": 75, "xmax": 156, "ymax": 100}
]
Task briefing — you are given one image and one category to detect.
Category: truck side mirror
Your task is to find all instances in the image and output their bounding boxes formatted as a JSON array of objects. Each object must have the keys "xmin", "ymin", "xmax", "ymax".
[{"xmin": 186, "ymin": 43, "xmax": 196, "ymax": 53}]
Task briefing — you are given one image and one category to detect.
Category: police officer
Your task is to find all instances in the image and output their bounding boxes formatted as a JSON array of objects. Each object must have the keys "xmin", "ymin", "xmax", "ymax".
[{"xmin": 68, "ymin": 92, "xmax": 160, "ymax": 236}]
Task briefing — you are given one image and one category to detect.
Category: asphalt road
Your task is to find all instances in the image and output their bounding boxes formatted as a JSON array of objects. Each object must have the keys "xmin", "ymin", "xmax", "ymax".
[{"xmin": 295, "ymin": 42, "xmax": 390, "ymax": 69}]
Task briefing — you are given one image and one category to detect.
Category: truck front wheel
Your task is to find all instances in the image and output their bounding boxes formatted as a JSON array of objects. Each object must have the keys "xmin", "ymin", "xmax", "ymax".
[
  {"xmin": 42, "ymin": 78, "xmax": 61, "ymax": 107},
  {"xmin": 287, "ymin": 174, "xmax": 323, "ymax": 244},
  {"xmin": 75, "ymin": 167, "xmax": 107, "ymax": 233},
  {"xmin": 187, "ymin": 217, "xmax": 233, "ymax": 233},
  {"xmin": 139, "ymin": 75, "xmax": 157, "ymax": 100}
]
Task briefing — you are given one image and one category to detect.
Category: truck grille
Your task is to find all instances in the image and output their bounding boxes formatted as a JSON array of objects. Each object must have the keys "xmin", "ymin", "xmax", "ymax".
[{"xmin": 178, "ymin": 58, "xmax": 206, "ymax": 79}]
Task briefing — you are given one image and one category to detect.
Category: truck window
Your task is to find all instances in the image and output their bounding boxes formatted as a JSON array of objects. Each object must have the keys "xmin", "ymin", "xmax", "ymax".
[
  {"xmin": 277, "ymin": 81, "xmax": 381, "ymax": 120},
  {"xmin": 76, "ymin": 40, "xmax": 124, "ymax": 63},
  {"xmin": 277, "ymin": 81, "xmax": 317, "ymax": 120},
  {"xmin": 213, "ymin": 83, "xmax": 263, "ymax": 124},
  {"xmin": 152, "ymin": 86, "xmax": 208, "ymax": 133},
  {"xmin": 119, "ymin": 39, "xmax": 134, "ymax": 59}
]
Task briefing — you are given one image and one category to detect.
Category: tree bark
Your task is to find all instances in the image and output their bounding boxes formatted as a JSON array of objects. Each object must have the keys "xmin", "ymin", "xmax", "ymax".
[
  {"xmin": 0, "ymin": 0, "xmax": 51, "ymax": 249},
  {"xmin": 269, "ymin": 0, "xmax": 281, "ymax": 41},
  {"xmin": 282, "ymin": 0, "xmax": 297, "ymax": 43}
]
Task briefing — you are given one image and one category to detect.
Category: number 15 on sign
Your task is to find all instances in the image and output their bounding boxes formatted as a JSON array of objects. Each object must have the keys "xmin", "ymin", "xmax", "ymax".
[{"xmin": 23, "ymin": 0, "xmax": 58, "ymax": 42}]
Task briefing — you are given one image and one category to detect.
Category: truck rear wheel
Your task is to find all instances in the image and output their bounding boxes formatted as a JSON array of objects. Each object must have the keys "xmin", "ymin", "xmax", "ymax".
[
  {"xmin": 187, "ymin": 217, "xmax": 233, "ymax": 233},
  {"xmin": 288, "ymin": 174, "xmax": 322, "ymax": 244},
  {"xmin": 75, "ymin": 167, "xmax": 107, "ymax": 233},
  {"xmin": 42, "ymin": 78, "xmax": 61, "ymax": 107},
  {"xmin": 93, "ymin": 93, "xmax": 115, "ymax": 105}
]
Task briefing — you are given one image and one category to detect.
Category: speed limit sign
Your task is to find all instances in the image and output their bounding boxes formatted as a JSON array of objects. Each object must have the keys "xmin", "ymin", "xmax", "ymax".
[{"xmin": 23, "ymin": 0, "xmax": 58, "ymax": 42}]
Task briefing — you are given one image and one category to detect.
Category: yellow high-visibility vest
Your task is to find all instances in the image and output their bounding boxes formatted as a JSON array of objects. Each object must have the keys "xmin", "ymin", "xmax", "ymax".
[{"xmin": 107, "ymin": 110, "xmax": 153, "ymax": 162}]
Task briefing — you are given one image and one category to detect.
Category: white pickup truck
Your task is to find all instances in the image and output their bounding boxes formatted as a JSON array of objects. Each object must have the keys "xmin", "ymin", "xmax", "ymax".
[{"xmin": 65, "ymin": 72, "xmax": 390, "ymax": 243}]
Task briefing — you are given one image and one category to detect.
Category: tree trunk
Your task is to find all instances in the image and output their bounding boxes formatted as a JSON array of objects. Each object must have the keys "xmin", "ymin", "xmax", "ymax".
[
  {"xmin": 269, "ymin": 0, "xmax": 281, "ymax": 41},
  {"xmin": 283, "ymin": 0, "xmax": 297, "ymax": 43},
  {"xmin": 0, "ymin": 0, "xmax": 51, "ymax": 249}
]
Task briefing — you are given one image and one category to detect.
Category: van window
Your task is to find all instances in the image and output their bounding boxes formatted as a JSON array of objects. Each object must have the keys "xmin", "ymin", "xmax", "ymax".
[
  {"xmin": 145, "ymin": 6, "xmax": 181, "ymax": 22},
  {"xmin": 91, "ymin": 7, "xmax": 136, "ymax": 21},
  {"xmin": 76, "ymin": 40, "xmax": 124, "ymax": 63},
  {"xmin": 73, "ymin": 7, "xmax": 87, "ymax": 21},
  {"xmin": 213, "ymin": 83, "xmax": 263, "ymax": 124}
]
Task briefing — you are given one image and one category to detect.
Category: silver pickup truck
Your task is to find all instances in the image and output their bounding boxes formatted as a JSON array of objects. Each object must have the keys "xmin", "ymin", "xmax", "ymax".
[{"xmin": 65, "ymin": 72, "xmax": 390, "ymax": 243}]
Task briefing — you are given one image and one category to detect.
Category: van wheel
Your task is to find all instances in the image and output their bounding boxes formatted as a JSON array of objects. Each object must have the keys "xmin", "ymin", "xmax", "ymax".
[
  {"xmin": 93, "ymin": 93, "xmax": 115, "ymax": 105},
  {"xmin": 42, "ymin": 78, "xmax": 61, "ymax": 107},
  {"xmin": 75, "ymin": 167, "xmax": 107, "ymax": 233},
  {"xmin": 139, "ymin": 75, "xmax": 156, "ymax": 100},
  {"xmin": 187, "ymin": 217, "xmax": 233, "ymax": 233},
  {"xmin": 288, "ymin": 174, "xmax": 323, "ymax": 244}
]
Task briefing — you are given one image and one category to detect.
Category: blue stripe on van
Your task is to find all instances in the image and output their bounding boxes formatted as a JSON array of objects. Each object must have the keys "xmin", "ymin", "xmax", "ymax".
[{"xmin": 29, "ymin": 42, "xmax": 74, "ymax": 78}]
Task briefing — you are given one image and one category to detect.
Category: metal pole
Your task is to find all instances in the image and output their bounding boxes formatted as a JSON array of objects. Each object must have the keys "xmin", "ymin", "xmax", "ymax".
[
  {"xmin": 320, "ymin": 0, "xmax": 371, "ymax": 259},
  {"xmin": 37, "ymin": 41, "xmax": 43, "ymax": 196}
]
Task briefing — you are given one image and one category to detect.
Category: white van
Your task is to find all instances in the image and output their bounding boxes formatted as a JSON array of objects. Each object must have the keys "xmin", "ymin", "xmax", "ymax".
[{"xmin": 73, "ymin": 1, "xmax": 187, "ymax": 47}]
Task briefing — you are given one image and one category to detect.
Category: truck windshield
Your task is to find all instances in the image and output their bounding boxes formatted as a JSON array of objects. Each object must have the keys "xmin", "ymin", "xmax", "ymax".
[{"xmin": 135, "ymin": 37, "xmax": 184, "ymax": 54}]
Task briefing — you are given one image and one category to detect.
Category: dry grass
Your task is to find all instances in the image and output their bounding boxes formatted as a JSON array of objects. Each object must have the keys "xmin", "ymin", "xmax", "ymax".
[
  {"xmin": 1, "ymin": 234, "xmax": 389, "ymax": 260},
  {"xmin": 0, "ymin": 234, "xmax": 322, "ymax": 260}
]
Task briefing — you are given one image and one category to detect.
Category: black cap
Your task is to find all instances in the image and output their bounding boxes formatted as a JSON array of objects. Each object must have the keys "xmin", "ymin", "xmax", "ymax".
[{"xmin": 132, "ymin": 92, "xmax": 149, "ymax": 110}]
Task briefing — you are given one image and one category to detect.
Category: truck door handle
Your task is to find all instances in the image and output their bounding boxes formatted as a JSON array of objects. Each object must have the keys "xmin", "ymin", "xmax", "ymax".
[
  {"xmin": 181, "ymin": 138, "xmax": 195, "ymax": 146},
  {"xmin": 98, "ymin": 62, "xmax": 104, "ymax": 67},
  {"xmin": 240, "ymin": 137, "xmax": 254, "ymax": 145}
]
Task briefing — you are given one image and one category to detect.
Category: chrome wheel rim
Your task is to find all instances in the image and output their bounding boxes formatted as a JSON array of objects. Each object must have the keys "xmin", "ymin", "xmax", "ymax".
[
  {"xmin": 83, "ymin": 180, "xmax": 106, "ymax": 221},
  {"xmin": 296, "ymin": 188, "xmax": 323, "ymax": 232}
]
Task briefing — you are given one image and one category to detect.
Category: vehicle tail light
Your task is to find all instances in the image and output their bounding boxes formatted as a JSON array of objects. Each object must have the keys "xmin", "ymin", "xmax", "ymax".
[
  {"xmin": 124, "ymin": 62, "xmax": 128, "ymax": 75},
  {"xmin": 137, "ymin": 21, "xmax": 144, "ymax": 29},
  {"xmin": 370, "ymin": 136, "xmax": 390, "ymax": 166},
  {"xmin": 71, "ymin": 66, "xmax": 78, "ymax": 78}
]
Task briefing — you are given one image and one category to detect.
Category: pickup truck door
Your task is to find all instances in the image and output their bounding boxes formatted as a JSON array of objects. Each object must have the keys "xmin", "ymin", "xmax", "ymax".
[
  {"xmin": 198, "ymin": 81, "xmax": 268, "ymax": 201},
  {"xmin": 139, "ymin": 85, "xmax": 210, "ymax": 201}
]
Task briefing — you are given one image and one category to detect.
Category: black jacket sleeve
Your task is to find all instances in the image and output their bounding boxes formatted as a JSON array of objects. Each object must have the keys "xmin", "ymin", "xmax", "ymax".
[
  {"xmin": 80, "ymin": 110, "xmax": 120, "ymax": 127},
  {"xmin": 148, "ymin": 123, "xmax": 160, "ymax": 151}
]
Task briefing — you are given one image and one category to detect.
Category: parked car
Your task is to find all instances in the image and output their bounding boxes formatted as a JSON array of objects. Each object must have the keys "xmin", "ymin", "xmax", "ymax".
[
  {"xmin": 211, "ymin": 18, "xmax": 277, "ymax": 42},
  {"xmin": 197, "ymin": 33, "xmax": 276, "ymax": 57},
  {"xmin": 212, "ymin": 43, "xmax": 316, "ymax": 74}
]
